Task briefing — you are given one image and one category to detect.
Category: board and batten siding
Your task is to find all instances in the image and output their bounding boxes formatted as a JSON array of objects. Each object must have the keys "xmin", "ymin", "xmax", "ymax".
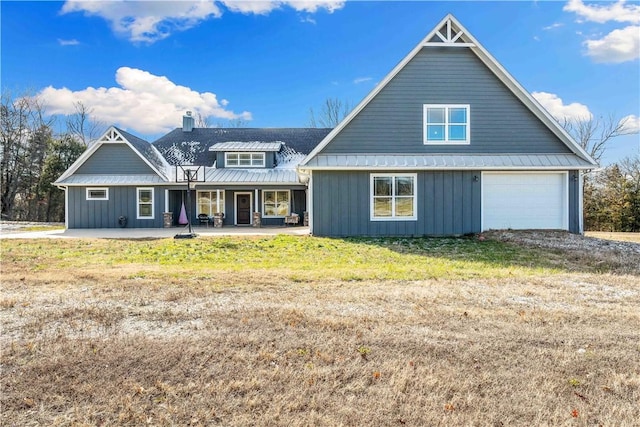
[
  {"xmin": 76, "ymin": 144, "xmax": 157, "ymax": 175},
  {"xmin": 312, "ymin": 170, "xmax": 481, "ymax": 237},
  {"xmin": 68, "ymin": 186, "xmax": 166, "ymax": 228},
  {"xmin": 322, "ymin": 47, "xmax": 572, "ymax": 155}
]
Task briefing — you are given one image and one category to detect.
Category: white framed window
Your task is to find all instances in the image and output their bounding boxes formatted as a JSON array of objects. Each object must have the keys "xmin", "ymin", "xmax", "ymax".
[
  {"xmin": 225, "ymin": 152, "xmax": 265, "ymax": 167},
  {"xmin": 370, "ymin": 174, "xmax": 417, "ymax": 221},
  {"xmin": 424, "ymin": 104, "xmax": 470, "ymax": 144},
  {"xmin": 86, "ymin": 187, "xmax": 108, "ymax": 200},
  {"xmin": 262, "ymin": 190, "xmax": 290, "ymax": 217},
  {"xmin": 197, "ymin": 190, "xmax": 225, "ymax": 216},
  {"xmin": 137, "ymin": 188, "xmax": 154, "ymax": 219}
]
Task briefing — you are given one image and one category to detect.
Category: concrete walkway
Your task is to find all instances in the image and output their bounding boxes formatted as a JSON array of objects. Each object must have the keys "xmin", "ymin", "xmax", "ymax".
[{"xmin": 0, "ymin": 226, "xmax": 310, "ymax": 239}]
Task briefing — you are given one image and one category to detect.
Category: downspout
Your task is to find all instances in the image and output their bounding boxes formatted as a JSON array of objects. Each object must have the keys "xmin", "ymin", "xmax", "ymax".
[{"xmin": 55, "ymin": 185, "xmax": 68, "ymax": 229}]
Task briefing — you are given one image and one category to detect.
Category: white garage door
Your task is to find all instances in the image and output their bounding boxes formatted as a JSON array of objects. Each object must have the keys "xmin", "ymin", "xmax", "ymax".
[{"xmin": 482, "ymin": 172, "xmax": 568, "ymax": 231}]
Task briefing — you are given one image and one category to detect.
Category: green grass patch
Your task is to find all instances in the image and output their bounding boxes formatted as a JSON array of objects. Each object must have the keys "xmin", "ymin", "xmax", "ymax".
[{"xmin": 1, "ymin": 235, "xmax": 572, "ymax": 282}]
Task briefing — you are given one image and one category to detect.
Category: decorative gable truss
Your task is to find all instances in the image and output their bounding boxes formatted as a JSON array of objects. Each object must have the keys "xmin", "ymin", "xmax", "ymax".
[
  {"xmin": 425, "ymin": 17, "xmax": 473, "ymax": 46},
  {"xmin": 100, "ymin": 128, "xmax": 126, "ymax": 143}
]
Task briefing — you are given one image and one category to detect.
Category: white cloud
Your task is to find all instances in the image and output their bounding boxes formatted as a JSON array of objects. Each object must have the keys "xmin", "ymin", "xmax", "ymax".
[
  {"xmin": 532, "ymin": 91, "xmax": 593, "ymax": 122},
  {"xmin": 563, "ymin": 0, "xmax": 640, "ymax": 24},
  {"xmin": 353, "ymin": 76, "xmax": 373, "ymax": 84},
  {"xmin": 543, "ymin": 22, "xmax": 564, "ymax": 30},
  {"xmin": 58, "ymin": 38, "xmax": 80, "ymax": 46},
  {"xmin": 38, "ymin": 67, "xmax": 252, "ymax": 134},
  {"xmin": 61, "ymin": 1, "xmax": 223, "ymax": 43},
  {"xmin": 300, "ymin": 15, "xmax": 316, "ymax": 24},
  {"xmin": 620, "ymin": 114, "xmax": 640, "ymax": 133},
  {"xmin": 584, "ymin": 25, "xmax": 640, "ymax": 63},
  {"xmin": 61, "ymin": 0, "xmax": 345, "ymax": 43},
  {"xmin": 219, "ymin": 0, "xmax": 345, "ymax": 14}
]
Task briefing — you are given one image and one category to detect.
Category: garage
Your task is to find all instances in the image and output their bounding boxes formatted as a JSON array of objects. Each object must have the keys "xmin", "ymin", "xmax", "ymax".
[{"xmin": 482, "ymin": 172, "xmax": 568, "ymax": 231}]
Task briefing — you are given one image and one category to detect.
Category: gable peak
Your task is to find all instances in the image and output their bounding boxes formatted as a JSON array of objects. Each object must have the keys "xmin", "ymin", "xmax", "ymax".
[
  {"xmin": 427, "ymin": 15, "xmax": 471, "ymax": 44},
  {"xmin": 100, "ymin": 128, "xmax": 126, "ymax": 143}
]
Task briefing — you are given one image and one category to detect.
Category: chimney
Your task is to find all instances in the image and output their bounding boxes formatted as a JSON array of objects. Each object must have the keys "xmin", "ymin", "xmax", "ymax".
[{"xmin": 183, "ymin": 111, "xmax": 194, "ymax": 132}]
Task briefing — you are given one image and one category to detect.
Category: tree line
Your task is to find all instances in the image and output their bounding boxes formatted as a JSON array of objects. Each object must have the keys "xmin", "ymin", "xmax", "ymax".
[
  {"xmin": 1, "ymin": 91, "xmax": 103, "ymax": 222},
  {"xmin": 1, "ymin": 91, "xmax": 638, "ymax": 231}
]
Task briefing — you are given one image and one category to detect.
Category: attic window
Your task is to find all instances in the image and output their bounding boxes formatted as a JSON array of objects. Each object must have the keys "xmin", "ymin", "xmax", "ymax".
[
  {"xmin": 424, "ymin": 104, "xmax": 470, "ymax": 145},
  {"xmin": 226, "ymin": 152, "xmax": 265, "ymax": 167}
]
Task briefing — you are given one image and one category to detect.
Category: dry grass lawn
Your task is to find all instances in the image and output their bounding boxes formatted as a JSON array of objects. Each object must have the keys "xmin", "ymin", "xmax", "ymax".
[
  {"xmin": 1, "ymin": 234, "xmax": 639, "ymax": 426},
  {"xmin": 586, "ymin": 231, "xmax": 640, "ymax": 244}
]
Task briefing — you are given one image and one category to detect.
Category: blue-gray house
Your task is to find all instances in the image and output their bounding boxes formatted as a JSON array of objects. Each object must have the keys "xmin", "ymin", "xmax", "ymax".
[{"xmin": 55, "ymin": 14, "xmax": 596, "ymax": 236}]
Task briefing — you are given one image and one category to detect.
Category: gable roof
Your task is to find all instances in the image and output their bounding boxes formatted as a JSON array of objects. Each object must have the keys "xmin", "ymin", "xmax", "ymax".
[
  {"xmin": 55, "ymin": 127, "xmax": 170, "ymax": 184},
  {"xmin": 153, "ymin": 128, "xmax": 332, "ymax": 166},
  {"xmin": 301, "ymin": 14, "xmax": 597, "ymax": 169}
]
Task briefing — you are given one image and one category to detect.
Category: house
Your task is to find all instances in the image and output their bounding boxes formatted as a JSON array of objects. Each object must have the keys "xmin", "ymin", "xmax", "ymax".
[
  {"xmin": 55, "ymin": 120, "xmax": 331, "ymax": 228},
  {"xmin": 299, "ymin": 14, "xmax": 596, "ymax": 236},
  {"xmin": 55, "ymin": 14, "xmax": 596, "ymax": 235}
]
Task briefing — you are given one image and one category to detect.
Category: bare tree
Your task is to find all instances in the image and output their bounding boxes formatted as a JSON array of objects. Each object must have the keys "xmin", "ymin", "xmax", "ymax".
[
  {"xmin": 562, "ymin": 115, "xmax": 636, "ymax": 164},
  {"xmin": 195, "ymin": 112, "xmax": 212, "ymax": 128},
  {"xmin": 309, "ymin": 98, "xmax": 351, "ymax": 128},
  {"xmin": 65, "ymin": 101, "xmax": 106, "ymax": 146},
  {"xmin": 1, "ymin": 90, "xmax": 53, "ymax": 219}
]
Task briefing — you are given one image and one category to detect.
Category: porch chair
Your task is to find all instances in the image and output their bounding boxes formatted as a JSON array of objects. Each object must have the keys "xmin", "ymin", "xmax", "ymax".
[{"xmin": 197, "ymin": 213, "xmax": 211, "ymax": 227}]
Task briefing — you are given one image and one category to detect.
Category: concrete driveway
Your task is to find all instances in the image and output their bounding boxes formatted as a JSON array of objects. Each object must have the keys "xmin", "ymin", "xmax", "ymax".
[{"xmin": 0, "ymin": 226, "xmax": 310, "ymax": 239}]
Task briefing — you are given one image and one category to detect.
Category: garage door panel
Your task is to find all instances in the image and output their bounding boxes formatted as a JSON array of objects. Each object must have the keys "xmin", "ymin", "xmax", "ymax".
[{"xmin": 482, "ymin": 173, "xmax": 567, "ymax": 231}]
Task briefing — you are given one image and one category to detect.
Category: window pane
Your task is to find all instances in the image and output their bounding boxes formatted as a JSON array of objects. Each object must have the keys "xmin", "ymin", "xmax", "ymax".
[
  {"xmin": 427, "ymin": 107, "xmax": 445, "ymax": 123},
  {"xmin": 139, "ymin": 190, "xmax": 152, "ymax": 203},
  {"xmin": 277, "ymin": 202, "xmax": 289, "ymax": 216},
  {"xmin": 264, "ymin": 191, "xmax": 275, "ymax": 203},
  {"xmin": 264, "ymin": 203, "xmax": 276, "ymax": 216},
  {"xmin": 427, "ymin": 125, "xmax": 445, "ymax": 140},
  {"xmin": 395, "ymin": 177, "xmax": 414, "ymax": 196},
  {"xmin": 252, "ymin": 158, "xmax": 263, "ymax": 166},
  {"xmin": 374, "ymin": 177, "xmax": 392, "ymax": 196},
  {"xmin": 277, "ymin": 191, "xmax": 289, "ymax": 203},
  {"xmin": 449, "ymin": 125, "xmax": 467, "ymax": 140},
  {"xmin": 199, "ymin": 203, "xmax": 211, "ymax": 216},
  {"xmin": 139, "ymin": 204, "xmax": 152, "ymax": 217},
  {"xmin": 373, "ymin": 197, "xmax": 392, "ymax": 217},
  {"xmin": 395, "ymin": 197, "xmax": 414, "ymax": 217},
  {"xmin": 88, "ymin": 189, "xmax": 106, "ymax": 198},
  {"xmin": 227, "ymin": 154, "xmax": 238, "ymax": 165},
  {"xmin": 449, "ymin": 108, "xmax": 467, "ymax": 124}
]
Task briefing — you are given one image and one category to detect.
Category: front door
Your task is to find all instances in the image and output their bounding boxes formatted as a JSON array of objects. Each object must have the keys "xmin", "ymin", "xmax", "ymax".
[{"xmin": 235, "ymin": 193, "xmax": 252, "ymax": 225}]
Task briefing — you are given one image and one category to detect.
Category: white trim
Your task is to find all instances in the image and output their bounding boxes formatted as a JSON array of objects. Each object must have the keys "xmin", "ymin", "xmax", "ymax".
[
  {"xmin": 86, "ymin": 187, "xmax": 109, "ymax": 200},
  {"xmin": 302, "ymin": 165, "xmax": 591, "ymax": 171},
  {"xmin": 225, "ymin": 152, "xmax": 266, "ymax": 168},
  {"xmin": 578, "ymin": 170, "xmax": 584, "ymax": 234},
  {"xmin": 136, "ymin": 187, "xmax": 155, "ymax": 220},
  {"xmin": 308, "ymin": 172, "xmax": 314, "ymax": 234},
  {"xmin": 423, "ymin": 104, "xmax": 470, "ymax": 145},
  {"xmin": 234, "ymin": 192, "xmax": 253, "ymax": 225},
  {"xmin": 300, "ymin": 14, "xmax": 597, "ymax": 168},
  {"xmin": 370, "ymin": 173, "xmax": 418, "ymax": 221},
  {"xmin": 262, "ymin": 190, "xmax": 291, "ymax": 218},
  {"xmin": 481, "ymin": 171, "xmax": 569, "ymax": 231},
  {"xmin": 164, "ymin": 189, "xmax": 169, "ymax": 213},
  {"xmin": 64, "ymin": 187, "xmax": 69, "ymax": 229}
]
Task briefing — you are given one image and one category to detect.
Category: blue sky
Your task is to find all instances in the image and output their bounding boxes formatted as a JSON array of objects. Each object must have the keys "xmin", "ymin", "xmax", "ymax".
[{"xmin": 2, "ymin": 0, "xmax": 639, "ymax": 165}]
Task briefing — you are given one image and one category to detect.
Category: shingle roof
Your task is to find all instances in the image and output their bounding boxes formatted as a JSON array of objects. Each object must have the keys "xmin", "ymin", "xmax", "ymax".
[
  {"xmin": 115, "ymin": 127, "xmax": 170, "ymax": 179},
  {"xmin": 153, "ymin": 128, "xmax": 332, "ymax": 166},
  {"xmin": 303, "ymin": 154, "xmax": 595, "ymax": 169}
]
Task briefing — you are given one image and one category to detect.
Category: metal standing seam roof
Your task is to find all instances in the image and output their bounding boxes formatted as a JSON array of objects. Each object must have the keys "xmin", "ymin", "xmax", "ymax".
[
  {"xmin": 302, "ymin": 154, "xmax": 595, "ymax": 169},
  {"xmin": 204, "ymin": 168, "xmax": 301, "ymax": 184},
  {"xmin": 208, "ymin": 141, "xmax": 283, "ymax": 152},
  {"xmin": 56, "ymin": 174, "xmax": 167, "ymax": 185}
]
